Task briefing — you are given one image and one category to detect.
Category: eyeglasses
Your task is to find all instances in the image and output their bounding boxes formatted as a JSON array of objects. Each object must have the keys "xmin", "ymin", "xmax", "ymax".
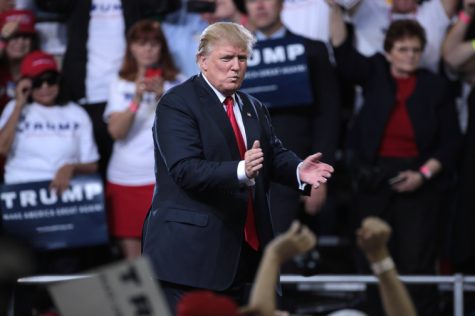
[
  {"xmin": 31, "ymin": 71, "xmax": 60, "ymax": 89},
  {"xmin": 394, "ymin": 46, "xmax": 423, "ymax": 54},
  {"xmin": 6, "ymin": 33, "xmax": 34, "ymax": 41}
]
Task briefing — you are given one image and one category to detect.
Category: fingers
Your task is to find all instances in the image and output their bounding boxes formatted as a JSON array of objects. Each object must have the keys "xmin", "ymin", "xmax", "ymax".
[
  {"xmin": 365, "ymin": 217, "xmax": 391, "ymax": 234},
  {"xmin": 245, "ymin": 154, "xmax": 263, "ymax": 176},
  {"xmin": 311, "ymin": 171, "xmax": 332, "ymax": 189},
  {"xmin": 391, "ymin": 170, "xmax": 423, "ymax": 193},
  {"xmin": 317, "ymin": 161, "xmax": 335, "ymax": 173},
  {"xmin": 305, "ymin": 152, "xmax": 323, "ymax": 163},
  {"xmin": 279, "ymin": 221, "xmax": 317, "ymax": 256},
  {"xmin": 287, "ymin": 220, "xmax": 301, "ymax": 235},
  {"xmin": 300, "ymin": 158, "xmax": 335, "ymax": 189},
  {"xmin": 135, "ymin": 78, "xmax": 147, "ymax": 95},
  {"xmin": 298, "ymin": 225, "xmax": 317, "ymax": 250},
  {"xmin": 358, "ymin": 217, "xmax": 391, "ymax": 243},
  {"xmin": 49, "ymin": 181, "xmax": 61, "ymax": 196},
  {"xmin": 15, "ymin": 79, "xmax": 32, "ymax": 100},
  {"xmin": 245, "ymin": 141, "xmax": 264, "ymax": 178},
  {"xmin": 50, "ymin": 180, "xmax": 68, "ymax": 196}
]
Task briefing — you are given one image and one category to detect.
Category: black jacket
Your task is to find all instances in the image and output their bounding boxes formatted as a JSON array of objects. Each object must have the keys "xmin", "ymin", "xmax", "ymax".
[{"xmin": 334, "ymin": 37, "xmax": 462, "ymax": 176}]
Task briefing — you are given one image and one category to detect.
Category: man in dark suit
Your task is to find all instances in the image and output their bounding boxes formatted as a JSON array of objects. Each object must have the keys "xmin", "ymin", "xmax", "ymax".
[{"xmin": 142, "ymin": 22, "xmax": 334, "ymax": 313}]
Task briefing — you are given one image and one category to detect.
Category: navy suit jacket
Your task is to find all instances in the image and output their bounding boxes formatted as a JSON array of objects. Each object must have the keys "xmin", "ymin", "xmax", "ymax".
[{"xmin": 142, "ymin": 74, "xmax": 304, "ymax": 290}]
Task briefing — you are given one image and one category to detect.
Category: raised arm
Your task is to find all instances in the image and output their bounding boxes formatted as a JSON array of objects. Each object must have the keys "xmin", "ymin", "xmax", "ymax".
[
  {"xmin": 107, "ymin": 77, "xmax": 147, "ymax": 140},
  {"xmin": 443, "ymin": 0, "xmax": 475, "ymax": 70},
  {"xmin": 357, "ymin": 217, "xmax": 417, "ymax": 316},
  {"xmin": 441, "ymin": 0, "xmax": 459, "ymax": 18},
  {"xmin": 327, "ymin": 0, "xmax": 348, "ymax": 47},
  {"xmin": 241, "ymin": 221, "xmax": 317, "ymax": 316},
  {"xmin": 0, "ymin": 79, "xmax": 31, "ymax": 156},
  {"xmin": 326, "ymin": 0, "xmax": 373, "ymax": 84}
]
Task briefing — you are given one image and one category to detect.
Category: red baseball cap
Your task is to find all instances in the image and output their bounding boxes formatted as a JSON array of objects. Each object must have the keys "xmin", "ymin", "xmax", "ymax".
[
  {"xmin": 177, "ymin": 291, "xmax": 240, "ymax": 316},
  {"xmin": 0, "ymin": 9, "xmax": 36, "ymax": 37},
  {"xmin": 20, "ymin": 51, "xmax": 58, "ymax": 78}
]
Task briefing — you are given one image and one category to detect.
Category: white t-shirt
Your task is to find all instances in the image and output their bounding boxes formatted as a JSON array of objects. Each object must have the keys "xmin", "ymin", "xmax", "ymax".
[
  {"xmin": 86, "ymin": 0, "xmax": 126, "ymax": 104},
  {"xmin": 0, "ymin": 101, "xmax": 99, "ymax": 184},
  {"xmin": 351, "ymin": 0, "xmax": 451, "ymax": 73},
  {"xmin": 104, "ymin": 76, "xmax": 184, "ymax": 185},
  {"xmin": 281, "ymin": 0, "xmax": 330, "ymax": 42}
]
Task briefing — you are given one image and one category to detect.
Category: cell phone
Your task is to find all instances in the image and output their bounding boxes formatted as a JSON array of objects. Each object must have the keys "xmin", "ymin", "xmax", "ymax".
[
  {"xmin": 388, "ymin": 175, "xmax": 406, "ymax": 186},
  {"xmin": 335, "ymin": 0, "xmax": 360, "ymax": 9},
  {"xmin": 145, "ymin": 67, "xmax": 162, "ymax": 79},
  {"xmin": 186, "ymin": 0, "xmax": 216, "ymax": 13}
]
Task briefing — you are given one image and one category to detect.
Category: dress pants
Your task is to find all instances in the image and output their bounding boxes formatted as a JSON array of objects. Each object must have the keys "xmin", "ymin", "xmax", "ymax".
[
  {"xmin": 160, "ymin": 242, "xmax": 261, "ymax": 315},
  {"xmin": 355, "ymin": 158, "xmax": 441, "ymax": 316}
]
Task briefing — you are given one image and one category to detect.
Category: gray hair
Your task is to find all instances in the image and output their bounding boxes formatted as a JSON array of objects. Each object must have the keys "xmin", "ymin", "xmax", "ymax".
[{"xmin": 196, "ymin": 22, "xmax": 256, "ymax": 61}]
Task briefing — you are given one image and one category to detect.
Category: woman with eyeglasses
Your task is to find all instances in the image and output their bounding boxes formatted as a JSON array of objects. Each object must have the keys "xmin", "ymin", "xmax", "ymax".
[
  {"xmin": 0, "ymin": 50, "xmax": 99, "ymax": 193},
  {"xmin": 328, "ymin": 2, "xmax": 462, "ymax": 315},
  {"xmin": 104, "ymin": 19, "xmax": 183, "ymax": 259}
]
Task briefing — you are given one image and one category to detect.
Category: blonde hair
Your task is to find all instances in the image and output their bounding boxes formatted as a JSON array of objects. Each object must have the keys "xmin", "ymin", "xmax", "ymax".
[{"xmin": 196, "ymin": 22, "xmax": 255, "ymax": 61}]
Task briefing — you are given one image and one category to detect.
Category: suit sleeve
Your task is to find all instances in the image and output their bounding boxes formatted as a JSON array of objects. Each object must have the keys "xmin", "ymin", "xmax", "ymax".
[
  {"xmin": 154, "ymin": 93, "xmax": 242, "ymax": 193},
  {"xmin": 333, "ymin": 30, "xmax": 374, "ymax": 86},
  {"xmin": 257, "ymin": 101, "xmax": 303, "ymax": 188}
]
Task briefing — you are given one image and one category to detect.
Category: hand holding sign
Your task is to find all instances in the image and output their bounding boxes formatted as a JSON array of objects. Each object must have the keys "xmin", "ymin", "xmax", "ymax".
[
  {"xmin": 1, "ymin": 175, "xmax": 107, "ymax": 250},
  {"xmin": 50, "ymin": 164, "xmax": 75, "ymax": 195}
]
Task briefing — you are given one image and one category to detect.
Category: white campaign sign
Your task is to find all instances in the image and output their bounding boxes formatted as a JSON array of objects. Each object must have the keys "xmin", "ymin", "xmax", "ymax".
[{"xmin": 48, "ymin": 257, "xmax": 171, "ymax": 316}]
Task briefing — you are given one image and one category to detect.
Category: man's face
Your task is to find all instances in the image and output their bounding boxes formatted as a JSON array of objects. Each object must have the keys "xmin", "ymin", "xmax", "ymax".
[
  {"xmin": 198, "ymin": 41, "xmax": 248, "ymax": 96},
  {"xmin": 245, "ymin": 0, "xmax": 282, "ymax": 33},
  {"xmin": 392, "ymin": 0, "xmax": 417, "ymax": 13},
  {"xmin": 200, "ymin": 0, "xmax": 238, "ymax": 24}
]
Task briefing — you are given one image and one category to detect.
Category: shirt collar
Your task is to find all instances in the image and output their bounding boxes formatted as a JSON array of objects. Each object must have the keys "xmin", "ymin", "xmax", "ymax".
[
  {"xmin": 201, "ymin": 72, "xmax": 236, "ymax": 105},
  {"xmin": 255, "ymin": 26, "xmax": 286, "ymax": 41}
]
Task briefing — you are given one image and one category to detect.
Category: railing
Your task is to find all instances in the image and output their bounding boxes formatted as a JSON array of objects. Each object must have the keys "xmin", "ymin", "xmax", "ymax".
[
  {"xmin": 18, "ymin": 274, "xmax": 475, "ymax": 315},
  {"xmin": 280, "ymin": 274, "xmax": 475, "ymax": 316}
]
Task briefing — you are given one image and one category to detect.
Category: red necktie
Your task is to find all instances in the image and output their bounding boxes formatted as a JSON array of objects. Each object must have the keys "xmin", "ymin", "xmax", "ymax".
[{"xmin": 224, "ymin": 96, "xmax": 260, "ymax": 251}]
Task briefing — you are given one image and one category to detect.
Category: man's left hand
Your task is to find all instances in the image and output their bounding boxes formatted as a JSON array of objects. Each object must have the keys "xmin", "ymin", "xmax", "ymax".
[
  {"xmin": 299, "ymin": 153, "xmax": 334, "ymax": 189},
  {"xmin": 245, "ymin": 140, "xmax": 264, "ymax": 179}
]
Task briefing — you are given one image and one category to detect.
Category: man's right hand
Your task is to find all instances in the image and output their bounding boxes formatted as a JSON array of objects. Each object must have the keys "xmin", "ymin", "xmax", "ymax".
[{"xmin": 245, "ymin": 140, "xmax": 264, "ymax": 179}]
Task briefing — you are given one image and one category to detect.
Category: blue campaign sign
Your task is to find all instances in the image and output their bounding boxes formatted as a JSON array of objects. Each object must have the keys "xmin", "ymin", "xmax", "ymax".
[
  {"xmin": 0, "ymin": 174, "xmax": 108, "ymax": 250},
  {"xmin": 240, "ymin": 36, "xmax": 314, "ymax": 109}
]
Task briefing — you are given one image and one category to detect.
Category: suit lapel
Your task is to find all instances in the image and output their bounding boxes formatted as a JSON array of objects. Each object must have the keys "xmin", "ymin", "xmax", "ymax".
[
  {"xmin": 194, "ymin": 75, "xmax": 241, "ymax": 159},
  {"xmin": 236, "ymin": 92, "xmax": 260, "ymax": 151}
]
